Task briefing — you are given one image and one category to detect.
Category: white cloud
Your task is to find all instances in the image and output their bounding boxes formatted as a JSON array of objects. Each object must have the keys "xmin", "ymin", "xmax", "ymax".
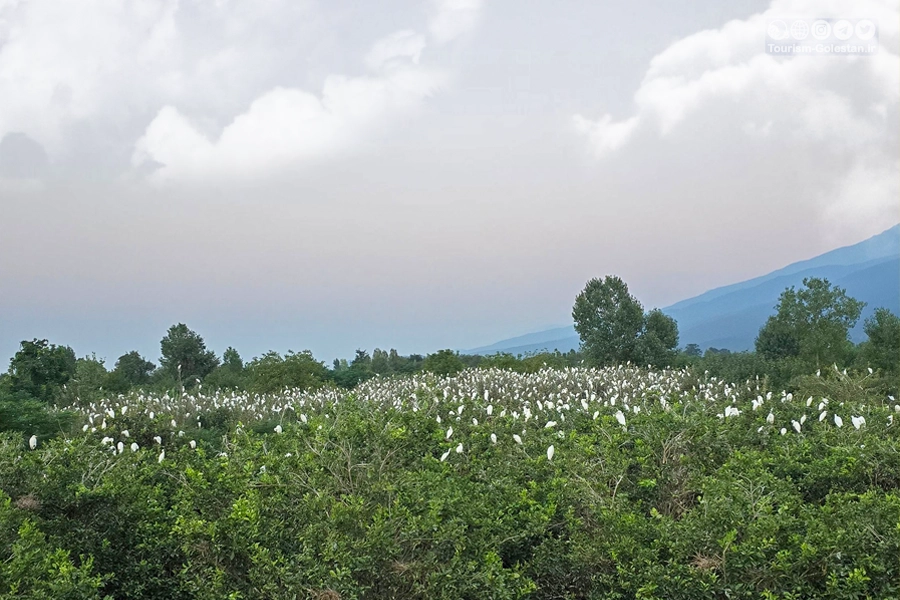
[
  {"xmin": 133, "ymin": 63, "xmax": 447, "ymax": 183},
  {"xmin": 572, "ymin": 114, "xmax": 639, "ymax": 157},
  {"xmin": 0, "ymin": 0, "xmax": 481, "ymax": 184},
  {"xmin": 428, "ymin": 0, "xmax": 483, "ymax": 44},
  {"xmin": 365, "ymin": 30, "xmax": 427, "ymax": 69},
  {"xmin": 128, "ymin": 1, "xmax": 481, "ymax": 184},
  {"xmin": 574, "ymin": 0, "xmax": 900, "ymax": 235}
]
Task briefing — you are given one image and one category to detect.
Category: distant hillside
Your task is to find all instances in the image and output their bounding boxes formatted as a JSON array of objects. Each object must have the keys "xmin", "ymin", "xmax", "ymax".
[{"xmin": 466, "ymin": 224, "xmax": 900, "ymax": 355}]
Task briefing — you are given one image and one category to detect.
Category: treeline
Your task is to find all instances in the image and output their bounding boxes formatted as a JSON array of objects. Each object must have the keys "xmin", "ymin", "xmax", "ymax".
[
  {"xmin": 572, "ymin": 275, "xmax": 899, "ymax": 393},
  {"xmin": 0, "ymin": 324, "xmax": 584, "ymax": 437},
  {"xmin": 1, "ymin": 276, "xmax": 897, "ymax": 438}
]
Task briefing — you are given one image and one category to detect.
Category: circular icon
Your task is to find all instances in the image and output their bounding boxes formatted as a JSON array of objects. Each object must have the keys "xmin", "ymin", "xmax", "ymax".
[
  {"xmin": 811, "ymin": 19, "xmax": 831, "ymax": 40},
  {"xmin": 833, "ymin": 19, "xmax": 853, "ymax": 40},
  {"xmin": 768, "ymin": 20, "xmax": 789, "ymax": 40},
  {"xmin": 855, "ymin": 19, "xmax": 876, "ymax": 40},
  {"xmin": 791, "ymin": 20, "xmax": 810, "ymax": 40}
]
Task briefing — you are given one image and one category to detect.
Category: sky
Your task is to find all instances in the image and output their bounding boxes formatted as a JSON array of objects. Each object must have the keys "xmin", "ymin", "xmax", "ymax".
[{"xmin": 0, "ymin": 0, "xmax": 898, "ymax": 366}]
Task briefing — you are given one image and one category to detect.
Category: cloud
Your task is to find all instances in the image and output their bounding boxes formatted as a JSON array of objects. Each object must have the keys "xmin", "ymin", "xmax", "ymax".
[
  {"xmin": 574, "ymin": 0, "xmax": 900, "ymax": 235},
  {"xmin": 428, "ymin": 0, "xmax": 483, "ymax": 44},
  {"xmin": 0, "ymin": 0, "xmax": 320, "ymax": 163},
  {"xmin": 572, "ymin": 114, "xmax": 639, "ymax": 157},
  {"xmin": 365, "ymin": 30, "xmax": 427, "ymax": 69},
  {"xmin": 133, "ymin": 64, "xmax": 447, "ymax": 183},
  {"xmin": 131, "ymin": 2, "xmax": 480, "ymax": 184}
]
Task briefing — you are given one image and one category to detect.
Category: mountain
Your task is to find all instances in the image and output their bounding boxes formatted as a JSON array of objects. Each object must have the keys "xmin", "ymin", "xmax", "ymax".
[{"xmin": 466, "ymin": 224, "xmax": 900, "ymax": 355}]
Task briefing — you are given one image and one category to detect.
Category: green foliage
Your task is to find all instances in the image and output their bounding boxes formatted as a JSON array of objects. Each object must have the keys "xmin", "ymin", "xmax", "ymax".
[
  {"xmin": 56, "ymin": 354, "xmax": 110, "ymax": 405},
  {"xmin": 756, "ymin": 278, "xmax": 865, "ymax": 371},
  {"xmin": 0, "ymin": 495, "xmax": 108, "ymax": 599},
  {"xmin": 3, "ymin": 366, "xmax": 900, "ymax": 598},
  {"xmin": 422, "ymin": 349, "xmax": 465, "ymax": 376},
  {"xmin": 573, "ymin": 275, "xmax": 645, "ymax": 366},
  {"xmin": 113, "ymin": 351, "xmax": 156, "ymax": 387},
  {"xmin": 203, "ymin": 347, "xmax": 247, "ymax": 391},
  {"xmin": 159, "ymin": 324, "xmax": 220, "ymax": 388},
  {"xmin": 245, "ymin": 350, "xmax": 327, "ymax": 394},
  {"xmin": 858, "ymin": 308, "xmax": 900, "ymax": 375},
  {"xmin": 6, "ymin": 339, "xmax": 77, "ymax": 403},
  {"xmin": 639, "ymin": 308, "xmax": 680, "ymax": 368},
  {"xmin": 573, "ymin": 276, "xmax": 679, "ymax": 368}
]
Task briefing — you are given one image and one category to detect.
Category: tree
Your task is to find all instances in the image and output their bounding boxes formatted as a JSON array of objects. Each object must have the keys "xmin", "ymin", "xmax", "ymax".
[
  {"xmin": 112, "ymin": 351, "xmax": 155, "ymax": 387},
  {"xmin": 858, "ymin": 308, "xmax": 900, "ymax": 374},
  {"xmin": 573, "ymin": 276, "xmax": 645, "ymax": 366},
  {"xmin": 638, "ymin": 309, "xmax": 680, "ymax": 368},
  {"xmin": 203, "ymin": 347, "xmax": 247, "ymax": 390},
  {"xmin": 371, "ymin": 348, "xmax": 391, "ymax": 375},
  {"xmin": 6, "ymin": 339, "xmax": 77, "ymax": 402},
  {"xmin": 159, "ymin": 324, "xmax": 219, "ymax": 388},
  {"xmin": 683, "ymin": 343, "xmax": 702, "ymax": 358},
  {"xmin": 573, "ymin": 276, "xmax": 679, "ymax": 367},
  {"xmin": 245, "ymin": 350, "xmax": 327, "ymax": 393},
  {"xmin": 755, "ymin": 277, "xmax": 865, "ymax": 369},
  {"xmin": 422, "ymin": 349, "xmax": 465, "ymax": 376},
  {"xmin": 62, "ymin": 355, "xmax": 109, "ymax": 402}
]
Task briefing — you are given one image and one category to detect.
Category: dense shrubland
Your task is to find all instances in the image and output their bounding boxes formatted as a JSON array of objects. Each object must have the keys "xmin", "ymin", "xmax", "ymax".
[
  {"xmin": 1, "ymin": 275, "xmax": 898, "ymax": 598},
  {"xmin": 2, "ymin": 366, "xmax": 900, "ymax": 599}
]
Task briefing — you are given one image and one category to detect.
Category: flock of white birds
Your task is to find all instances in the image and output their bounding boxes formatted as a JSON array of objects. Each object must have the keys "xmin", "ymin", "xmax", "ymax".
[{"xmin": 41, "ymin": 365, "xmax": 898, "ymax": 464}]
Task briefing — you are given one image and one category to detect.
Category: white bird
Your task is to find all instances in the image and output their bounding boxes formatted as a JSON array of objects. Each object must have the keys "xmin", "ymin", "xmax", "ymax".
[
  {"xmin": 446, "ymin": 427, "xmax": 453, "ymax": 440},
  {"xmin": 274, "ymin": 425, "xmax": 283, "ymax": 434},
  {"xmin": 130, "ymin": 442, "xmax": 139, "ymax": 452},
  {"xmin": 440, "ymin": 449, "xmax": 451, "ymax": 462},
  {"xmin": 545, "ymin": 421, "xmax": 557, "ymax": 428},
  {"xmin": 158, "ymin": 450, "xmax": 165, "ymax": 463},
  {"xmin": 455, "ymin": 442, "xmax": 464, "ymax": 454},
  {"xmin": 791, "ymin": 420, "xmax": 801, "ymax": 433},
  {"xmin": 28, "ymin": 435, "xmax": 37, "ymax": 450},
  {"xmin": 490, "ymin": 433, "xmax": 497, "ymax": 444},
  {"xmin": 546, "ymin": 445, "xmax": 555, "ymax": 461},
  {"xmin": 189, "ymin": 440, "xmax": 197, "ymax": 449},
  {"xmin": 117, "ymin": 442, "xmax": 124, "ymax": 454},
  {"xmin": 614, "ymin": 410, "xmax": 626, "ymax": 427},
  {"xmin": 851, "ymin": 416, "xmax": 865, "ymax": 430},
  {"xmin": 153, "ymin": 436, "xmax": 162, "ymax": 445},
  {"xmin": 513, "ymin": 434, "xmax": 523, "ymax": 445},
  {"xmin": 766, "ymin": 412, "xmax": 775, "ymax": 424},
  {"xmin": 834, "ymin": 415, "xmax": 843, "ymax": 428}
]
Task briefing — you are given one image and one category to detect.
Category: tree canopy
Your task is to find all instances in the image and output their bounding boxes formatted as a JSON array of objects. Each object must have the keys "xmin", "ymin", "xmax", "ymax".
[
  {"xmin": 159, "ymin": 324, "xmax": 219, "ymax": 388},
  {"xmin": 573, "ymin": 276, "xmax": 679, "ymax": 368},
  {"xmin": 755, "ymin": 277, "xmax": 865, "ymax": 369}
]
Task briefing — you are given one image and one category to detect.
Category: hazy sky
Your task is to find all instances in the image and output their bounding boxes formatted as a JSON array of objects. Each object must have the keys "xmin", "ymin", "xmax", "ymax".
[{"xmin": 1, "ymin": 0, "xmax": 898, "ymax": 366}]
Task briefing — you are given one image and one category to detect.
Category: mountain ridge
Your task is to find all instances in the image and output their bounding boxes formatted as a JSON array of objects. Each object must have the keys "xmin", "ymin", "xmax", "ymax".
[{"xmin": 465, "ymin": 224, "xmax": 900, "ymax": 355}]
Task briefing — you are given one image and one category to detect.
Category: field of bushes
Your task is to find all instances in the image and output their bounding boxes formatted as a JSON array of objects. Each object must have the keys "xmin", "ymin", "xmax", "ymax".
[{"xmin": 2, "ymin": 365, "xmax": 899, "ymax": 599}]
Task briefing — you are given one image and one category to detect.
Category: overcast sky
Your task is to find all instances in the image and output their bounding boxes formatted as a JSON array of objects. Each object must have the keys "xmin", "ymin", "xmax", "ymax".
[{"xmin": 1, "ymin": 0, "xmax": 897, "ymax": 366}]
